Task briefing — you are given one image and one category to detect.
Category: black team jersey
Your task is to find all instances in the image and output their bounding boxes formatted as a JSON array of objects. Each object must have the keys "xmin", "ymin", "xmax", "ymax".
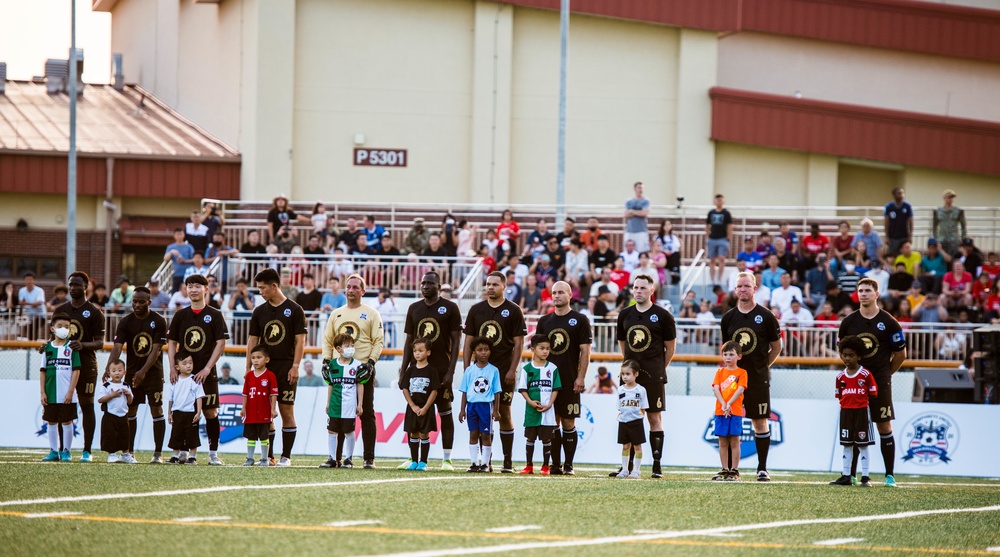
[
  {"xmin": 57, "ymin": 300, "xmax": 105, "ymax": 375},
  {"xmin": 401, "ymin": 363, "xmax": 441, "ymax": 407},
  {"xmin": 404, "ymin": 297, "xmax": 462, "ymax": 379},
  {"xmin": 838, "ymin": 309, "xmax": 906, "ymax": 376},
  {"xmin": 616, "ymin": 304, "xmax": 676, "ymax": 383},
  {"xmin": 113, "ymin": 311, "xmax": 167, "ymax": 382},
  {"xmin": 464, "ymin": 298, "xmax": 527, "ymax": 376},
  {"xmin": 720, "ymin": 304, "xmax": 782, "ymax": 382},
  {"xmin": 167, "ymin": 306, "xmax": 229, "ymax": 374},
  {"xmin": 249, "ymin": 298, "xmax": 307, "ymax": 363},
  {"xmin": 536, "ymin": 310, "xmax": 593, "ymax": 385}
]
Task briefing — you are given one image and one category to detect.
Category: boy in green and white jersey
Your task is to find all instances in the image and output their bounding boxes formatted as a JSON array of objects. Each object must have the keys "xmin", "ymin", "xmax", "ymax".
[
  {"xmin": 517, "ymin": 334, "xmax": 561, "ymax": 475},
  {"xmin": 319, "ymin": 333, "xmax": 365, "ymax": 468},
  {"xmin": 40, "ymin": 313, "xmax": 81, "ymax": 462}
]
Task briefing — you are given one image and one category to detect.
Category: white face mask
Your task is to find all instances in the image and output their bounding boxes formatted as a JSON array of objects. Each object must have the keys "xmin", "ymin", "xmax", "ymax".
[
  {"xmin": 54, "ymin": 327, "xmax": 70, "ymax": 340},
  {"xmin": 340, "ymin": 347, "xmax": 356, "ymax": 359},
  {"xmin": 845, "ymin": 263, "xmax": 856, "ymax": 273}
]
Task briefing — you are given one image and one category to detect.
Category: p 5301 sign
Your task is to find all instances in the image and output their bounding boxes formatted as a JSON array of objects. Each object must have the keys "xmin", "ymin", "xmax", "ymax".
[{"xmin": 354, "ymin": 148, "xmax": 407, "ymax": 167}]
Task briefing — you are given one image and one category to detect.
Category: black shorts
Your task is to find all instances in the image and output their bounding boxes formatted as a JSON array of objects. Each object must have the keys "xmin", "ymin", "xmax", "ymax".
[
  {"xmin": 168, "ymin": 411, "xmax": 201, "ymax": 451},
  {"xmin": 500, "ymin": 378, "xmax": 515, "ymax": 407},
  {"xmin": 42, "ymin": 403, "xmax": 77, "ymax": 423},
  {"xmin": 435, "ymin": 385, "xmax": 454, "ymax": 413},
  {"xmin": 243, "ymin": 422, "xmax": 270, "ymax": 441},
  {"xmin": 101, "ymin": 413, "xmax": 129, "ymax": 453},
  {"xmin": 637, "ymin": 377, "xmax": 665, "ymax": 413},
  {"xmin": 743, "ymin": 377, "xmax": 771, "ymax": 419},
  {"xmin": 404, "ymin": 407, "xmax": 438, "ymax": 435},
  {"xmin": 201, "ymin": 373, "xmax": 220, "ymax": 410},
  {"xmin": 869, "ymin": 374, "xmax": 894, "ymax": 423},
  {"xmin": 524, "ymin": 425, "xmax": 555, "ymax": 442},
  {"xmin": 617, "ymin": 418, "xmax": 646, "ymax": 446},
  {"xmin": 130, "ymin": 373, "xmax": 165, "ymax": 407},
  {"xmin": 271, "ymin": 360, "xmax": 296, "ymax": 406},
  {"xmin": 76, "ymin": 370, "xmax": 97, "ymax": 402},
  {"xmin": 839, "ymin": 407, "xmax": 876, "ymax": 446},
  {"xmin": 555, "ymin": 382, "xmax": 581, "ymax": 419},
  {"xmin": 327, "ymin": 417, "xmax": 356, "ymax": 434}
]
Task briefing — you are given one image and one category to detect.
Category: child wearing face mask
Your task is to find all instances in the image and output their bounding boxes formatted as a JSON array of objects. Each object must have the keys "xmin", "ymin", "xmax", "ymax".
[
  {"xmin": 40, "ymin": 313, "xmax": 81, "ymax": 462},
  {"xmin": 318, "ymin": 333, "xmax": 364, "ymax": 468}
]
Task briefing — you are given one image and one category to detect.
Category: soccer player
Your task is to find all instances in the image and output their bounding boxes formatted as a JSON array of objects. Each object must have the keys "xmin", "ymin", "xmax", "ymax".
[
  {"xmin": 462, "ymin": 271, "xmax": 527, "ymax": 473},
  {"xmin": 830, "ymin": 335, "xmax": 878, "ymax": 488},
  {"xmin": 57, "ymin": 271, "xmax": 105, "ymax": 463},
  {"xmin": 838, "ymin": 277, "xmax": 906, "ymax": 487},
  {"xmin": 396, "ymin": 272, "xmax": 462, "ymax": 470},
  {"xmin": 616, "ymin": 274, "xmax": 675, "ymax": 479},
  {"xmin": 242, "ymin": 345, "xmax": 278, "ymax": 466},
  {"xmin": 96, "ymin": 359, "xmax": 133, "ymax": 463},
  {"xmin": 167, "ymin": 351, "xmax": 204, "ymax": 464},
  {"xmin": 322, "ymin": 274, "xmax": 384, "ymax": 469},
  {"xmin": 107, "ymin": 286, "xmax": 168, "ymax": 463},
  {"xmin": 166, "ymin": 274, "xmax": 229, "ymax": 465},
  {"xmin": 534, "ymin": 280, "xmax": 592, "ymax": 475},
  {"xmin": 517, "ymin": 334, "xmax": 561, "ymax": 475},
  {"xmin": 720, "ymin": 271, "xmax": 782, "ymax": 482},
  {"xmin": 319, "ymin": 333, "xmax": 365, "ymax": 468},
  {"xmin": 401, "ymin": 338, "xmax": 439, "ymax": 471},
  {"xmin": 458, "ymin": 337, "xmax": 502, "ymax": 473},
  {"xmin": 711, "ymin": 341, "xmax": 747, "ymax": 482},
  {"xmin": 246, "ymin": 268, "xmax": 307, "ymax": 466},
  {"xmin": 39, "ymin": 313, "xmax": 80, "ymax": 462},
  {"xmin": 615, "ymin": 360, "xmax": 647, "ymax": 479}
]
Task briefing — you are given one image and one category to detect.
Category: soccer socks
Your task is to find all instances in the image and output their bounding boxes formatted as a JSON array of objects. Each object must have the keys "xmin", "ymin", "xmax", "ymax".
[
  {"xmin": 755, "ymin": 431, "xmax": 771, "ymax": 471},
  {"xmin": 47, "ymin": 424, "xmax": 59, "ymax": 451},
  {"xmin": 343, "ymin": 432, "xmax": 356, "ymax": 460},
  {"xmin": 419, "ymin": 439, "xmax": 430, "ymax": 464},
  {"xmin": 206, "ymin": 416, "xmax": 221, "ymax": 451},
  {"xmin": 550, "ymin": 429, "xmax": 563, "ymax": 467},
  {"xmin": 880, "ymin": 433, "xmax": 895, "ymax": 475},
  {"xmin": 440, "ymin": 410, "xmax": 454, "ymax": 454},
  {"xmin": 62, "ymin": 423, "xmax": 73, "ymax": 451},
  {"xmin": 562, "ymin": 428, "xmax": 578, "ymax": 466},
  {"xmin": 542, "ymin": 440, "xmax": 552, "ymax": 466},
  {"xmin": 260, "ymin": 439, "xmax": 269, "ymax": 460},
  {"xmin": 268, "ymin": 428, "xmax": 277, "ymax": 459},
  {"xmin": 127, "ymin": 416, "xmax": 138, "ymax": 453},
  {"xmin": 248, "ymin": 440, "xmax": 257, "ymax": 460},
  {"xmin": 842, "ymin": 446, "xmax": 853, "ymax": 476},
  {"xmin": 649, "ymin": 431, "xmax": 664, "ymax": 465},
  {"xmin": 469, "ymin": 443, "xmax": 480, "ymax": 466},
  {"xmin": 281, "ymin": 427, "xmax": 297, "ymax": 459},
  {"xmin": 525, "ymin": 440, "xmax": 535, "ymax": 467},
  {"xmin": 859, "ymin": 446, "xmax": 871, "ymax": 476},
  {"xmin": 621, "ymin": 450, "xmax": 630, "ymax": 469},
  {"xmin": 482, "ymin": 444, "xmax": 493, "ymax": 467},
  {"xmin": 628, "ymin": 446, "xmax": 635, "ymax": 472},
  {"xmin": 409, "ymin": 436, "xmax": 420, "ymax": 463},
  {"xmin": 500, "ymin": 430, "xmax": 515, "ymax": 462},
  {"xmin": 850, "ymin": 445, "xmax": 861, "ymax": 476},
  {"xmin": 328, "ymin": 433, "xmax": 340, "ymax": 460},
  {"xmin": 81, "ymin": 403, "xmax": 95, "ymax": 452},
  {"xmin": 152, "ymin": 416, "xmax": 166, "ymax": 453}
]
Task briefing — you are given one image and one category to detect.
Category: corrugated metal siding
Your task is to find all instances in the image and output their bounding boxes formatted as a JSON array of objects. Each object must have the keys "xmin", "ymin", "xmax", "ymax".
[
  {"xmin": 710, "ymin": 87, "xmax": 1000, "ymax": 177},
  {"xmin": 496, "ymin": 0, "xmax": 739, "ymax": 31},
  {"xmin": 0, "ymin": 154, "xmax": 106, "ymax": 195}
]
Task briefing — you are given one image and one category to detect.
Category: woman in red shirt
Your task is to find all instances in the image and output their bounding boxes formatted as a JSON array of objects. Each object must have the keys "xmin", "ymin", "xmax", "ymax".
[
  {"xmin": 971, "ymin": 271, "xmax": 993, "ymax": 309},
  {"xmin": 942, "ymin": 260, "xmax": 973, "ymax": 309},
  {"xmin": 608, "ymin": 256, "xmax": 630, "ymax": 292}
]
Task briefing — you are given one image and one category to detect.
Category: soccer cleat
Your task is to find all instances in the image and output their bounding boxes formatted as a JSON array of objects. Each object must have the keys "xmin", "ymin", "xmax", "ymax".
[
  {"xmin": 467, "ymin": 464, "xmax": 481, "ymax": 473},
  {"xmin": 884, "ymin": 474, "xmax": 897, "ymax": 488},
  {"xmin": 42, "ymin": 450, "xmax": 60, "ymax": 462},
  {"xmin": 277, "ymin": 457, "xmax": 291, "ymax": 467},
  {"xmin": 415, "ymin": 462, "xmax": 427, "ymax": 471},
  {"xmin": 616, "ymin": 469, "xmax": 629, "ymax": 478},
  {"xmin": 540, "ymin": 465, "xmax": 550, "ymax": 476},
  {"xmin": 185, "ymin": 457, "xmax": 197, "ymax": 465},
  {"xmin": 519, "ymin": 465, "xmax": 534, "ymax": 475},
  {"xmin": 209, "ymin": 454, "xmax": 224, "ymax": 466},
  {"xmin": 501, "ymin": 460, "xmax": 514, "ymax": 474},
  {"xmin": 562, "ymin": 464, "xmax": 574, "ymax": 476},
  {"xmin": 244, "ymin": 457, "xmax": 257, "ymax": 467},
  {"xmin": 121, "ymin": 453, "xmax": 138, "ymax": 465},
  {"xmin": 257, "ymin": 458, "xmax": 269, "ymax": 467},
  {"xmin": 725, "ymin": 470, "xmax": 741, "ymax": 482},
  {"xmin": 756, "ymin": 470, "xmax": 771, "ymax": 482},
  {"xmin": 397, "ymin": 459, "xmax": 414, "ymax": 470},
  {"xmin": 712, "ymin": 469, "xmax": 729, "ymax": 481},
  {"xmin": 651, "ymin": 462, "xmax": 663, "ymax": 479},
  {"xmin": 268, "ymin": 457, "xmax": 276, "ymax": 467},
  {"xmin": 406, "ymin": 461, "xmax": 419, "ymax": 471},
  {"xmin": 628, "ymin": 470, "xmax": 641, "ymax": 479},
  {"xmin": 486, "ymin": 464, "xmax": 493, "ymax": 473},
  {"xmin": 149, "ymin": 454, "xmax": 164, "ymax": 464},
  {"xmin": 107, "ymin": 454, "xmax": 120, "ymax": 464},
  {"xmin": 60, "ymin": 450, "xmax": 72, "ymax": 462},
  {"xmin": 549, "ymin": 464, "xmax": 563, "ymax": 476},
  {"xmin": 363, "ymin": 460, "xmax": 376, "ymax": 469},
  {"xmin": 860, "ymin": 476, "xmax": 873, "ymax": 488},
  {"xmin": 440, "ymin": 459, "xmax": 455, "ymax": 471},
  {"xmin": 319, "ymin": 458, "xmax": 338, "ymax": 468},
  {"xmin": 852, "ymin": 475, "xmax": 858, "ymax": 486},
  {"xmin": 167, "ymin": 456, "xmax": 180, "ymax": 464},
  {"xmin": 80, "ymin": 451, "xmax": 93, "ymax": 463},
  {"xmin": 342, "ymin": 458, "xmax": 353, "ymax": 469},
  {"xmin": 829, "ymin": 475, "xmax": 853, "ymax": 486}
]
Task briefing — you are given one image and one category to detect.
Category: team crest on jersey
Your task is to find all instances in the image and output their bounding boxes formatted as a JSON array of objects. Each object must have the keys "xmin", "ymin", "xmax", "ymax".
[
  {"xmin": 184, "ymin": 327, "xmax": 207, "ymax": 352},
  {"xmin": 754, "ymin": 315, "xmax": 763, "ymax": 324},
  {"xmin": 568, "ymin": 318, "xmax": 577, "ymax": 326},
  {"xmin": 548, "ymin": 329, "xmax": 570, "ymax": 356},
  {"xmin": 438, "ymin": 306, "xmax": 447, "ymax": 315},
  {"xmin": 902, "ymin": 412, "xmax": 959, "ymax": 466},
  {"xmin": 650, "ymin": 314, "xmax": 659, "ymax": 323},
  {"xmin": 133, "ymin": 332, "xmax": 153, "ymax": 357},
  {"xmin": 416, "ymin": 318, "xmax": 441, "ymax": 342},
  {"xmin": 69, "ymin": 321, "xmax": 82, "ymax": 340},
  {"xmin": 337, "ymin": 322, "xmax": 360, "ymax": 340},
  {"xmin": 626, "ymin": 325, "xmax": 652, "ymax": 352},
  {"xmin": 150, "ymin": 321, "xmax": 156, "ymax": 329},
  {"xmin": 473, "ymin": 377, "xmax": 490, "ymax": 394},
  {"xmin": 204, "ymin": 314, "xmax": 212, "ymax": 323},
  {"xmin": 857, "ymin": 333, "xmax": 879, "ymax": 358},
  {"xmin": 63, "ymin": 347, "xmax": 71, "ymax": 357},
  {"xmin": 877, "ymin": 322, "xmax": 886, "ymax": 331},
  {"xmin": 261, "ymin": 379, "xmax": 268, "ymax": 386},
  {"xmin": 201, "ymin": 392, "xmax": 244, "ymax": 444},
  {"xmin": 731, "ymin": 327, "xmax": 758, "ymax": 354},
  {"xmin": 479, "ymin": 320, "xmax": 503, "ymax": 346},
  {"xmin": 263, "ymin": 320, "xmax": 287, "ymax": 346},
  {"xmin": 360, "ymin": 313, "xmax": 368, "ymax": 320},
  {"xmin": 82, "ymin": 310, "xmax": 91, "ymax": 318},
  {"xmin": 703, "ymin": 409, "xmax": 784, "ymax": 458},
  {"xmin": 501, "ymin": 309, "xmax": 510, "ymax": 318},
  {"xmin": 284, "ymin": 308, "xmax": 292, "ymax": 318}
]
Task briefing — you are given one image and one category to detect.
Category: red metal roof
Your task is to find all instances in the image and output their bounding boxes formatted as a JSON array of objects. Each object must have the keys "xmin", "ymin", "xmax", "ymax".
[{"xmin": 710, "ymin": 87, "xmax": 1000, "ymax": 177}]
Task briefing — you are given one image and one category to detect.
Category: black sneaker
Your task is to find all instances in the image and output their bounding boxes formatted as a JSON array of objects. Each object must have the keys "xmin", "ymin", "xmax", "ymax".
[
  {"xmin": 609, "ymin": 467, "xmax": 622, "ymax": 477},
  {"xmin": 756, "ymin": 470, "xmax": 771, "ymax": 482},
  {"xmin": 829, "ymin": 475, "xmax": 853, "ymax": 486},
  {"xmin": 319, "ymin": 458, "xmax": 338, "ymax": 468},
  {"xmin": 651, "ymin": 462, "xmax": 663, "ymax": 479},
  {"xmin": 859, "ymin": 475, "xmax": 873, "ymax": 488},
  {"xmin": 363, "ymin": 459, "xmax": 375, "ymax": 469},
  {"xmin": 342, "ymin": 458, "xmax": 353, "ymax": 469},
  {"xmin": 549, "ymin": 464, "xmax": 563, "ymax": 476},
  {"xmin": 185, "ymin": 457, "xmax": 197, "ymax": 465},
  {"xmin": 466, "ymin": 464, "xmax": 480, "ymax": 473},
  {"xmin": 712, "ymin": 469, "xmax": 729, "ymax": 481},
  {"xmin": 167, "ymin": 456, "xmax": 180, "ymax": 464},
  {"xmin": 501, "ymin": 459, "xmax": 514, "ymax": 474},
  {"xmin": 481, "ymin": 464, "xmax": 492, "ymax": 473},
  {"xmin": 562, "ymin": 464, "xmax": 575, "ymax": 476}
]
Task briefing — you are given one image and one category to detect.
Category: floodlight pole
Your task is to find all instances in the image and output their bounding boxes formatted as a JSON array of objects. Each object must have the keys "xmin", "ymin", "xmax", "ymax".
[
  {"xmin": 555, "ymin": 0, "xmax": 568, "ymax": 223},
  {"xmin": 67, "ymin": 0, "xmax": 78, "ymax": 277}
]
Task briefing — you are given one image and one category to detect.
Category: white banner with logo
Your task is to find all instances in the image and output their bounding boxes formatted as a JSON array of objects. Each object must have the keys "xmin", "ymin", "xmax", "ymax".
[{"xmin": 1, "ymin": 380, "xmax": 995, "ymax": 477}]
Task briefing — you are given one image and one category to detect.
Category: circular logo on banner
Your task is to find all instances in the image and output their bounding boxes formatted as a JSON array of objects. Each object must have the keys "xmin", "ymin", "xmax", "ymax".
[
  {"xmin": 901, "ymin": 412, "xmax": 959, "ymax": 466},
  {"xmin": 133, "ymin": 332, "xmax": 154, "ymax": 358},
  {"xmin": 731, "ymin": 327, "xmax": 758, "ymax": 354},
  {"xmin": 626, "ymin": 325, "xmax": 652, "ymax": 353},
  {"xmin": 548, "ymin": 329, "xmax": 570, "ymax": 356},
  {"xmin": 184, "ymin": 326, "xmax": 206, "ymax": 352},
  {"xmin": 263, "ymin": 320, "xmax": 287, "ymax": 346},
  {"xmin": 416, "ymin": 318, "xmax": 441, "ymax": 342},
  {"xmin": 479, "ymin": 320, "xmax": 503, "ymax": 346}
]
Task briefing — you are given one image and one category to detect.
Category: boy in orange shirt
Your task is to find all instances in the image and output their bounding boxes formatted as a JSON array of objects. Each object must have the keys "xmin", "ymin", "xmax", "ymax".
[{"xmin": 711, "ymin": 341, "xmax": 747, "ymax": 482}]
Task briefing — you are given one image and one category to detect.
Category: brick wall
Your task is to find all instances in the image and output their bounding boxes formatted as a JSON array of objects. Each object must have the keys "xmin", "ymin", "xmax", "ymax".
[{"xmin": 0, "ymin": 228, "xmax": 121, "ymax": 287}]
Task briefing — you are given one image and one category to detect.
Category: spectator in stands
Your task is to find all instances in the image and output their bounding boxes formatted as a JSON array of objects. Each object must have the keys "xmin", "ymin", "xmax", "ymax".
[
  {"xmin": 893, "ymin": 241, "xmax": 921, "ymax": 277},
  {"xmin": 625, "ymin": 181, "xmax": 651, "ymax": 252},
  {"xmin": 883, "ymin": 187, "xmax": 913, "ymax": 257},
  {"xmin": 653, "ymin": 220, "xmax": 681, "ymax": 284},
  {"xmin": 183, "ymin": 251, "xmax": 210, "ymax": 279},
  {"xmin": 780, "ymin": 298, "xmax": 813, "ymax": 327},
  {"xmin": 219, "ymin": 363, "xmax": 240, "ymax": 385},
  {"xmin": 185, "ymin": 210, "xmax": 210, "ymax": 255},
  {"xmin": 531, "ymin": 254, "xmax": 559, "ymax": 287},
  {"xmin": 983, "ymin": 275, "xmax": 1000, "ymax": 323},
  {"xmin": 456, "ymin": 219, "xmax": 476, "ymax": 258},
  {"xmin": 164, "ymin": 228, "xmax": 194, "ymax": 292},
  {"xmin": 107, "ymin": 276, "xmax": 135, "ymax": 314},
  {"xmin": 694, "ymin": 299, "xmax": 717, "ymax": 345},
  {"xmin": 520, "ymin": 274, "xmax": 543, "ymax": 315},
  {"xmin": 851, "ymin": 239, "xmax": 872, "ymax": 273},
  {"xmin": 579, "ymin": 217, "xmax": 603, "ymax": 253},
  {"xmin": 168, "ymin": 283, "xmax": 190, "ymax": 310},
  {"xmin": 201, "ymin": 200, "xmax": 225, "ymax": 239},
  {"xmin": 905, "ymin": 281, "xmax": 926, "ymax": 316},
  {"xmin": 753, "ymin": 271, "xmax": 771, "ymax": 308},
  {"xmin": 296, "ymin": 273, "xmax": 323, "ymax": 312},
  {"xmin": 894, "ymin": 298, "xmax": 913, "ymax": 325},
  {"xmin": 476, "ymin": 244, "xmax": 496, "ymax": 275},
  {"xmin": 46, "ymin": 285, "xmax": 69, "ymax": 313},
  {"xmin": 620, "ymin": 239, "xmax": 640, "ymax": 274},
  {"xmin": 726, "ymin": 259, "xmax": 747, "ymax": 294},
  {"xmin": 481, "ymin": 229, "xmax": 499, "ymax": 260},
  {"xmin": 935, "ymin": 321, "xmax": 967, "ymax": 361},
  {"xmin": 755, "ymin": 230, "xmax": 775, "ymax": 259},
  {"xmin": 942, "ymin": 259, "xmax": 973, "ymax": 310},
  {"xmin": 327, "ymin": 247, "xmax": 354, "ymax": 281},
  {"xmin": 496, "ymin": 209, "xmax": 520, "ymax": 260},
  {"xmin": 960, "ymin": 237, "xmax": 984, "ymax": 276},
  {"xmin": 0, "ymin": 282, "xmax": 18, "ymax": 340},
  {"xmin": 501, "ymin": 254, "xmax": 529, "ymax": 286},
  {"xmin": 543, "ymin": 235, "xmax": 566, "ymax": 271},
  {"xmin": 982, "ymin": 252, "xmax": 1000, "ymax": 282},
  {"xmin": 360, "ymin": 215, "xmax": 386, "ymax": 252},
  {"xmin": 403, "ymin": 217, "xmax": 430, "ymax": 255},
  {"xmin": 804, "ymin": 254, "xmax": 833, "ymax": 310},
  {"xmin": 564, "ymin": 239, "xmax": 589, "ymax": 295},
  {"xmin": 971, "ymin": 271, "xmax": 993, "ymax": 313},
  {"xmin": 265, "ymin": 243, "xmax": 282, "ymax": 270},
  {"xmin": 677, "ymin": 290, "xmax": 698, "ymax": 319},
  {"xmin": 770, "ymin": 272, "xmax": 804, "ymax": 316},
  {"xmin": 830, "ymin": 220, "xmax": 853, "ymax": 274},
  {"xmin": 557, "ymin": 217, "xmax": 578, "ymax": 244},
  {"xmin": 273, "ymin": 225, "xmax": 297, "ymax": 254},
  {"xmin": 351, "ymin": 234, "xmax": 375, "ymax": 257},
  {"xmin": 440, "ymin": 213, "xmax": 459, "ymax": 257},
  {"xmin": 297, "ymin": 359, "xmax": 326, "ymax": 387},
  {"xmin": 303, "ymin": 234, "xmax": 326, "ymax": 257},
  {"xmin": 864, "ymin": 260, "xmax": 891, "ymax": 300},
  {"xmin": 608, "ymin": 257, "xmax": 630, "ymax": 292},
  {"xmin": 933, "ymin": 189, "xmax": 966, "ymax": 258},
  {"xmin": 705, "ymin": 194, "xmax": 733, "ymax": 286},
  {"xmin": 148, "ymin": 279, "xmax": 170, "ymax": 310},
  {"xmin": 781, "ymin": 298, "xmax": 814, "ymax": 356},
  {"xmin": 799, "ymin": 223, "xmax": 830, "ymax": 271},
  {"xmin": 589, "ymin": 268, "xmax": 620, "ymax": 300},
  {"xmin": 206, "ymin": 231, "xmax": 238, "ymax": 294},
  {"xmin": 421, "ymin": 232, "xmax": 447, "ymax": 264},
  {"xmin": 89, "ymin": 283, "xmax": 109, "ymax": 307},
  {"xmin": 267, "ymin": 195, "xmax": 309, "ymax": 241},
  {"xmin": 634, "ymin": 252, "xmax": 660, "ymax": 294},
  {"xmin": 378, "ymin": 232, "xmax": 402, "ymax": 285},
  {"xmin": 836, "ymin": 255, "xmax": 862, "ymax": 295},
  {"xmin": 588, "ymin": 234, "xmax": 616, "ymax": 283},
  {"xmin": 648, "ymin": 240, "xmax": 670, "ymax": 289},
  {"xmin": 761, "ymin": 254, "xmax": 787, "ymax": 291},
  {"xmin": 321, "ymin": 277, "xmax": 347, "ymax": 313},
  {"xmin": 912, "ymin": 293, "xmax": 948, "ymax": 323},
  {"xmin": 338, "ymin": 217, "xmax": 361, "ymax": 252},
  {"xmin": 504, "ymin": 271, "xmax": 522, "ymax": 303},
  {"xmin": 773, "ymin": 237, "xmax": 799, "ymax": 283},
  {"xmin": 778, "ymin": 222, "xmax": 799, "ymax": 254},
  {"xmin": 590, "ymin": 284, "xmax": 621, "ymax": 322},
  {"xmin": 825, "ymin": 280, "xmax": 853, "ymax": 314},
  {"xmin": 311, "ymin": 202, "xmax": 329, "ymax": 237},
  {"xmin": 279, "ymin": 268, "xmax": 300, "ymax": 301},
  {"xmin": 885, "ymin": 263, "xmax": 914, "ymax": 303},
  {"xmin": 919, "ymin": 238, "xmax": 949, "ymax": 294},
  {"xmin": 852, "ymin": 218, "xmax": 882, "ymax": 262},
  {"xmin": 206, "ymin": 274, "xmax": 223, "ymax": 309},
  {"xmin": 737, "ymin": 235, "xmax": 764, "ymax": 273},
  {"xmin": 524, "ymin": 235, "xmax": 545, "ymax": 265},
  {"xmin": 240, "ymin": 229, "xmax": 267, "ymax": 255},
  {"xmin": 586, "ymin": 366, "xmax": 616, "ymax": 394},
  {"xmin": 527, "ymin": 218, "xmax": 550, "ymax": 247}
]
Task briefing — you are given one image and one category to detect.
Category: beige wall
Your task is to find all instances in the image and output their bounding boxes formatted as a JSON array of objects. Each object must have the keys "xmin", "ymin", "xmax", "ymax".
[
  {"xmin": 902, "ymin": 168, "xmax": 1000, "ymax": 208},
  {"xmin": 714, "ymin": 143, "xmax": 811, "ymax": 213},
  {"xmin": 0, "ymin": 194, "xmax": 101, "ymax": 229}
]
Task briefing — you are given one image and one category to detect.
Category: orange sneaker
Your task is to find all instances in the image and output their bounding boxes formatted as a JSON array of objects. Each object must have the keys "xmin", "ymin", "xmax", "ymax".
[
  {"xmin": 540, "ymin": 465, "xmax": 551, "ymax": 476},
  {"xmin": 519, "ymin": 465, "xmax": 534, "ymax": 475}
]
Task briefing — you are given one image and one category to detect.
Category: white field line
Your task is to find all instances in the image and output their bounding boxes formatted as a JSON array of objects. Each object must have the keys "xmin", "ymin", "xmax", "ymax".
[
  {"xmin": 326, "ymin": 520, "xmax": 384, "ymax": 527},
  {"xmin": 356, "ymin": 505, "xmax": 1000, "ymax": 557},
  {"xmin": 23, "ymin": 511, "xmax": 83, "ymax": 518},
  {"xmin": 0, "ymin": 476, "xmax": 473, "ymax": 507},
  {"xmin": 985, "ymin": 546, "xmax": 1000, "ymax": 552},
  {"xmin": 484, "ymin": 526, "xmax": 542, "ymax": 533},
  {"xmin": 174, "ymin": 516, "xmax": 231, "ymax": 522},
  {"xmin": 813, "ymin": 538, "xmax": 865, "ymax": 546}
]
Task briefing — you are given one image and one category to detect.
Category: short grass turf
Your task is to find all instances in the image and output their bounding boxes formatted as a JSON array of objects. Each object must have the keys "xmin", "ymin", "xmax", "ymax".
[{"xmin": 0, "ymin": 449, "xmax": 998, "ymax": 557}]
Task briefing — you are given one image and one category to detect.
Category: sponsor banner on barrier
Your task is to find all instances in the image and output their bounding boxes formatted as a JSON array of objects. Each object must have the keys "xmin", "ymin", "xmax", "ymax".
[{"xmin": 1, "ymin": 380, "xmax": 997, "ymax": 476}]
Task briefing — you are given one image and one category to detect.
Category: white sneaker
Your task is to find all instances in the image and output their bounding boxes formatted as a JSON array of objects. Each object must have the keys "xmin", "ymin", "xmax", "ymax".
[
  {"xmin": 257, "ymin": 459, "xmax": 269, "ymax": 467},
  {"xmin": 209, "ymin": 454, "xmax": 224, "ymax": 466},
  {"xmin": 628, "ymin": 470, "xmax": 641, "ymax": 479},
  {"xmin": 616, "ymin": 469, "xmax": 629, "ymax": 478},
  {"xmin": 107, "ymin": 453, "xmax": 120, "ymax": 464},
  {"xmin": 120, "ymin": 453, "xmax": 138, "ymax": 465},
  {"xmin": 277, "ymin": 456, "xmax": 291, "ymax": 467}
]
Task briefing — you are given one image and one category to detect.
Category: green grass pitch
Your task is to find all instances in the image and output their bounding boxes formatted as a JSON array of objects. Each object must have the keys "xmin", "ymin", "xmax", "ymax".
[{"xmin": 0, "ymin": 449, "xmax": 998, "ymax": 557}]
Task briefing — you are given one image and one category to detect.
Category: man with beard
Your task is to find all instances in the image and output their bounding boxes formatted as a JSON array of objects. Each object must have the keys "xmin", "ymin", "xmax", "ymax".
[{"xmin": 57, "ymin": 272, "xmax": 105, "ymax": 462}]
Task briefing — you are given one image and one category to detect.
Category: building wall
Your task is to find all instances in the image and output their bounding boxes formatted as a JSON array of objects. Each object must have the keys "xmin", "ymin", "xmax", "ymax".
[{"xmin": 0, "ymin": 193, "xmax": 101, "ymax": 229}]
